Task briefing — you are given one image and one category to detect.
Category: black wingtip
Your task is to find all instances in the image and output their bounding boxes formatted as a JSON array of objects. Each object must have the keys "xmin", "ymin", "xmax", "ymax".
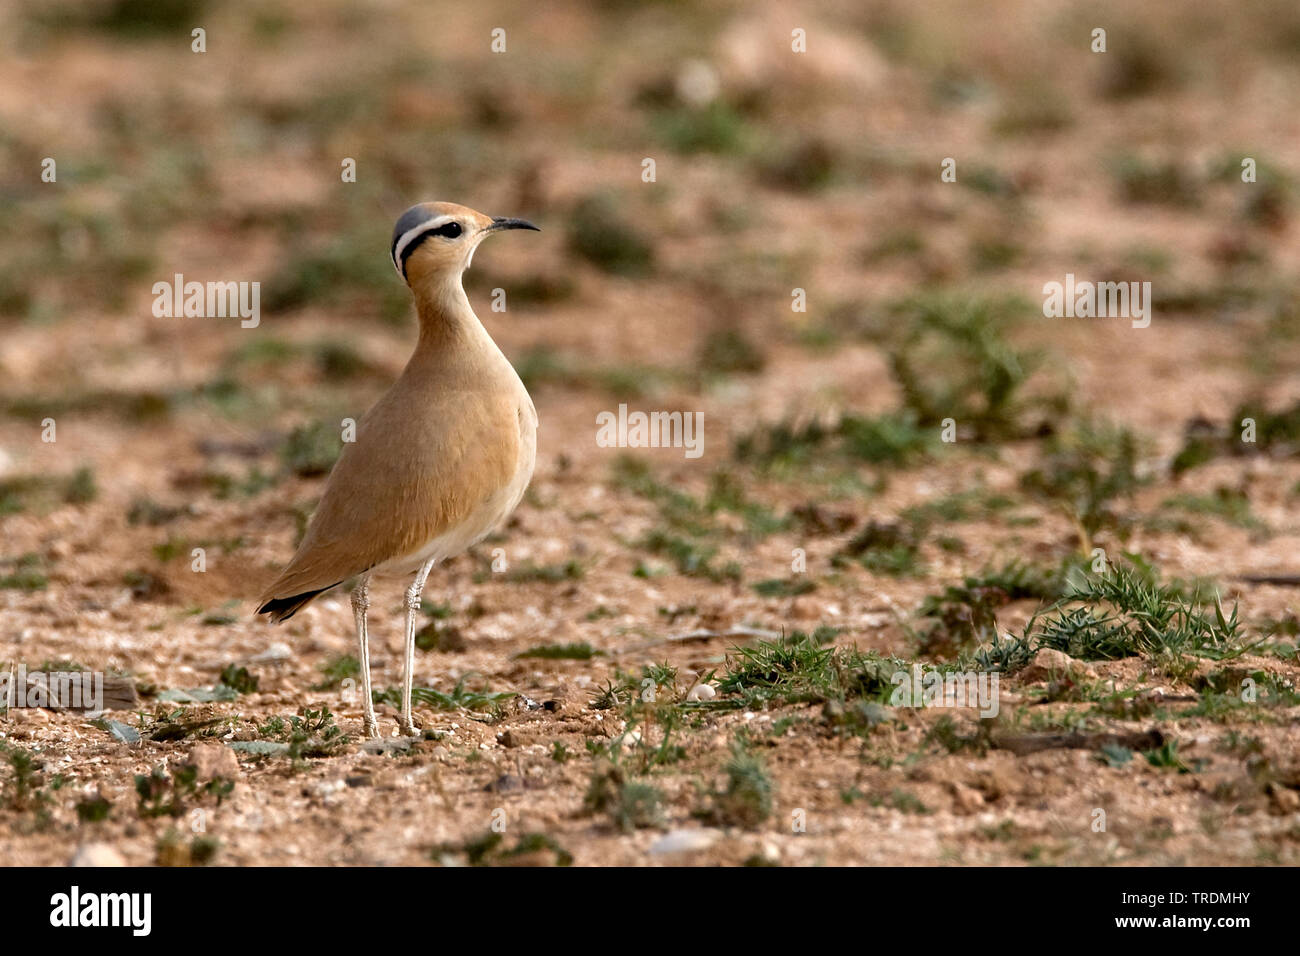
[{"xmin": 256, "ymin": 584, "xmax": 338, "ymax": 623}]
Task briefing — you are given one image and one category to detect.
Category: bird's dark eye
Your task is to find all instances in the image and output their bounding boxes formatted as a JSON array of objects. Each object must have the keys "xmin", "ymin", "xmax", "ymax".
[{"xmin": 436, "ymin": 221, "xmax": 462, "ymax": 239}]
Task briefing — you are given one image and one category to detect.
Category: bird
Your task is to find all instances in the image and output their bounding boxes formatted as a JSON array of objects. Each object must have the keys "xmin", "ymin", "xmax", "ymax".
[{"xmin": 256, "ymin": 202, "xmax": 540, "ymax": 738}]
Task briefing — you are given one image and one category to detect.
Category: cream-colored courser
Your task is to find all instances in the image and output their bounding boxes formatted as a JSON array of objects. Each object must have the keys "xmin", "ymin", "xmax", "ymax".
[{"xmin": 257, "ymin": 202, "xmax": 539, "ymax": 738}]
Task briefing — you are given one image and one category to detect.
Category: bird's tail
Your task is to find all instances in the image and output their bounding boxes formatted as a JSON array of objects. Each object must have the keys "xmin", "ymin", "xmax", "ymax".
[{"xmin": 256, "ymin": 583, "xmax": 338, "ymax": 623}]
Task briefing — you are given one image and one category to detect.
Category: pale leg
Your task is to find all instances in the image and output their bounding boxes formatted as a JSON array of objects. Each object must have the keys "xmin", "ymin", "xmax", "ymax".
[
  {"xmin": 399, "ymin": 559, "xmax": 436, "ymax": 736},
  {"xmin": 351, "ymin": 575, "xmax": 378, "ymax": 738}
]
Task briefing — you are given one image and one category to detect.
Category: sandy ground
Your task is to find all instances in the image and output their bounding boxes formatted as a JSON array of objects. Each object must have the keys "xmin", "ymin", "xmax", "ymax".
[{"xmin": 1, "ymin": 0, "xmax": 1299, "ymax": 865}]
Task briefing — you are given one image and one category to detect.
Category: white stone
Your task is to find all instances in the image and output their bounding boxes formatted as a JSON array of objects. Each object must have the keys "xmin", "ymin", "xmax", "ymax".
[
  {"xmin": 69, "ymin": 843, "xmax": 126, "ymax": 867},
  {"xmin": 649, "ymin": 829, "xmax": 722, "ymax": 855}
]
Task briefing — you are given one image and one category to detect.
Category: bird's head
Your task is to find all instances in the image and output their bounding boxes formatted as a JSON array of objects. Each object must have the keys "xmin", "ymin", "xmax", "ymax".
[{"xmin": 390, "ymin": 201, "xmax": 539, "ymax": 291}]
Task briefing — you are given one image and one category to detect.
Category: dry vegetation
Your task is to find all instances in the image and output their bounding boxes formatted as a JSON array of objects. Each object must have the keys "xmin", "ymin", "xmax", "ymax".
[{"xmin": 2, "ymin": 0, "xmax": 1300, "ymax": 866}]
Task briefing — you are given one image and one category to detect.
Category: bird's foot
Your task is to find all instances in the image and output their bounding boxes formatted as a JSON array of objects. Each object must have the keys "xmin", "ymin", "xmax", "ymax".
[
  {"xmin": 397, "ymin": 716, "xmax": 421, "ymax": 738},
  {"xmin": 362, "ymin": 716, "xmax": 381, "ymax": 739}
]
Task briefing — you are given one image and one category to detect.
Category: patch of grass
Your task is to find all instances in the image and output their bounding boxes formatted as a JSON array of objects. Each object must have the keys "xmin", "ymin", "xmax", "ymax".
[
  {"xmin": 1020, "ymin": 422, "xmax": 1146, "ymax": 552},
  {"xmin": 885, "ymin": 294, "xmax": 1054, "ymax": 440},
  {"xmin": 313, "ymin": 341, "xmax": 369, "ymax": 379},
  {"xmin": 876, "ymin": 788, "xmax": 930, "ymax": 814},
  {"xmin": 432, "ymin": 831, "xmax": 573, "ymax": 867},
  {"xmin": 993, "ymin": 89, "xmax": 1073, "ymax": 136},
  {"xmin": 512, "ymin": 347, "xmax": 677, "ymax": 397},
  {"xmin": 0, "ymin": 476, "xmax": 46, "ymax": 516},
  {"xmin": 30, "ymin": 0, "xmax": 211, "ymax": 36},
  {"xmin": 310, "ymin": 655, "xmax": 359, "ymax": 692},
  {"xmin": 0, "ymin": 553, "xmax": 49, "ymax": 591},
  {"xmin": 861, "ymin": 229, "xmax": 927, "ymax": 265},
  {"xmin": 751, "ymin": 577, "xmax": 816, "ymax": 598},
  {"xmin": 1026, "ymin": 563, "xmax": 1239, "ymax": 662},
  {"xmin": 755, "ymin": 138, "xmax": 838, "ymax": 191},
  {"xmin": 698, "ymin": 326, "xmax": 766, "ymax": 376},
  {"xmin": 1110, "ymin": 154, "xmax": 1199, "ymax": 206},
  {"xmin": 703, "ymin": 742, "xmax": 774, "ymax": 828},
  {"xmin": 151, "ymin": 536, "xmax": 188, "ymax": 563},
  {"xmin": 714, "ymin": 630, "xmax": 911, "ymax": 712},
  {"xmin": 969, "ymin": 235, "xmax": 1023, "ymax": 273},
  {"xmin": 566, "ymin": 195, "xmax": 655, "ymax": 276},
  {"xmin": 833, "ymin": 520, "xmax": 924, "ymax": 577},
  {"xmin": 262, "ymin": 225, "xmax": 408, "ymax": 322},
  {"xmin": 1193, "ymin": 667, "xmax": 1300, "ymax": 714},
  {"xmin": 899, "ymin": 489, "xmax": 1027, "ymax": 548},
  {"xmin": 960, "ymin": 164, "xmax": 1020, "ymax": 198},
  {"xmin": 192, "ymin": 466, "xmax": 278, "ymax": 501},
  {"xmin": 420, "ymin": 600, "xmax": 453, "ymax": 619},
  {"xmin": 1096, "ymin": 35, "xmax": 1183, "ymax": 100},
  {"xmin": 76, "ymin": 794, "xmax": 113, "ymax": 823},
  {"xmin": 376, "ymin": 677, "xmax": 514, "ymax": 717},
  {"xmin": 1171, "ymin": 433, "xmax": 1223, "ymax": 477},
  {"xmin": 493, "ymin": 559, "xmax": 585, "ymax": 583},
  {"xmin": 1172, "ymin": 400, "xmax": 1300, "ymax": 474},
  {"xmin": 511, "ymin": 346, "xmax": 568, "ymax": 391},
  {"xmin": 583, "ymin": 762, "xmax": 663, "ymax": 832},
  {"xmin": 637, "ymin": 529, "xmax": 741, "ymax": 583},
  {"xmin": 612, "ymin": 457, "xmax": 787, "ymax": 541},
  {"xmin": 966, "ymin": 632, "xmax": 1036, "ymax": 674},
  {"xmin": 1143, "ymin": 739, "xmax": 1204, "ymax": 774},
  {"xmin": 465, "ymin": 269, "xmax": 577, "ymax": 306},
  {"xmin": 735, "ymin": 411, "xmax": 933, "ymax": 470},
  {"xmin": 2, "ymin": 745, "xmax": 52, "ymax": 824},
  {"xmin": 916, "ymin": 559, "xmax": 1070, "ymax": 657},
  {"xmin": 3, "ymin": 388, "xmax": 173, "ymax": 423},
  {"xmin": 285, "ymin": 707, "xmax": 347, "ymax": 760},
  {"xmin": 699, "ymin": 470, "xmax": 788, "ymax": 536},
  {"xmin": 127, "ymin": 497, "xmax": 188, "ymax": 526},
  {"xmin": 1154, "ymin": 282, "xmax": 1261, "ymax": 316},
  {"xmin": 135, "ymin": 764, "xmax": 234, "ymax": 819},
  {"xmin": 718, "ymin": 635, "xmax": 836, "ymax": 701},
  {"xmin": 157, "ymin": 830, "xmax": 219, "ymax": 867},
  {"xmin": 822, "ymin": 698, "xmax": 893, "ymax": 737},
  {"xmin": 651, "ymin": 101, "xmax": 750, "ymax": 154},
  {"xmin": 0, "ymin": 469, "xmax": 98, "ymax": 513},
  {"xmin": 218, "ymin": 664, "xmax": 259, "ymax": 696},
  {"xmin": 1159, "ymin": 487, "xmax": 1267, "ymax": 533},
  {"xmin": 280, "ymin": 421, "xmax": 343, "ymax": 477},
  {"xmin": 1098, "ymin": 743, "xmax": 1134, "ymax": 768},
  {"xmin": 414, "ymin": 619, "xmax": 466, "ymax": 653},
  {"xmin": 63, "ymin": 466, "xmax": 97, "ymax": 504},
  {"xmin": 515, "ymin": 642, "xmax": 600, "ymax": 661},
  {"xmin": 957, "ymin": 560, "xmax": 1237, "ymax": 674},
  {"xmin": 251, "ymin": 707, "xmax": 349, "ymax": 761},
  {"xmin": 925, "ymin": 715, "xmax": 991, "ymax": 754}
]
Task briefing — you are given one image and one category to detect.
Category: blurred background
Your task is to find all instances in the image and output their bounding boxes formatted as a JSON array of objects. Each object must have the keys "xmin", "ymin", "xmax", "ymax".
[{"xmin": 1, "ymin": 0, "xmax": 1300, "ymax": 865}]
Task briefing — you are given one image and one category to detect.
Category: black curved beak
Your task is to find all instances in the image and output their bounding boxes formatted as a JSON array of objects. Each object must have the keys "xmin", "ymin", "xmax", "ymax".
[{"xmin": 487, "ymin": 216, "xmax": 540, "ymax": 233}]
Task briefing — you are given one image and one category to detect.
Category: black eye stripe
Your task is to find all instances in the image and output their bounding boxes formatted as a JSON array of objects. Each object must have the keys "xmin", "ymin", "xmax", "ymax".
[{"xmin": 396, "ymin": 221, "xmax": 463, "ymax": 276}]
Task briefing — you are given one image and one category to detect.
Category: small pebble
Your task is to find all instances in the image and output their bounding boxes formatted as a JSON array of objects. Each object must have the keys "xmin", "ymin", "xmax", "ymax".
[
  {"xmin": 649, "ymin": 829, "xmax": 721, "ymax": 855},
  {"xmin": 69, "ymin": 843, "xmax": 126, "ymax": 867}
]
